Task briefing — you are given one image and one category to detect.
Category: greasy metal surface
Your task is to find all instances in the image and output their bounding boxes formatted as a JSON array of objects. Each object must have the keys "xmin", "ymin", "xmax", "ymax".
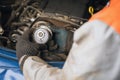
[{"xmin": 20, "ymin": 6, "xmax": 87, "ymax": 30}]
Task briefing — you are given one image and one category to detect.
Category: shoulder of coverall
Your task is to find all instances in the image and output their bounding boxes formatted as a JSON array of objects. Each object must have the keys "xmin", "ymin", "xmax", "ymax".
[{"xmin": 90, "ymin": 0, "xmax": 120, "ymax": 34}]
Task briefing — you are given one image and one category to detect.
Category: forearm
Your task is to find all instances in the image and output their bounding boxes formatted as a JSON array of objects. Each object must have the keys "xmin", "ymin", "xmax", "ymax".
[{"xmin": 20, "ymin": 56, "xmax": 63, "ymax": 80}]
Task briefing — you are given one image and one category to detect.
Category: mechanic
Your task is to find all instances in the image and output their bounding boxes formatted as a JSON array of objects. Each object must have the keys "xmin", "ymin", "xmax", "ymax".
[{"xmin": 16, "ymin": 0, "xmax": 120, "ymax": 80}]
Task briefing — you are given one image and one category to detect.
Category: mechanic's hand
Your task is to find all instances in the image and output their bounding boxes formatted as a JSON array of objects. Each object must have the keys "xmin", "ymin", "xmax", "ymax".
[{"xmin": 16, "ymin": 28, "xmax": 46, "ymax": 61}]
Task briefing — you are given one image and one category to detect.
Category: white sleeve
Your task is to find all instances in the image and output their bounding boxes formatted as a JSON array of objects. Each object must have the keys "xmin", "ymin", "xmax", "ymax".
[{"xmin": 21, "ymin": 20, "xmax": 120, "ymax": 80}]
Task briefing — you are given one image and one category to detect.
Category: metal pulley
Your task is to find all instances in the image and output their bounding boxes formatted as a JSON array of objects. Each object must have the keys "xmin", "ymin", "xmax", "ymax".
[{"xmin": 33, "ymin": 24, "xmax": 52, "ymax": 44}]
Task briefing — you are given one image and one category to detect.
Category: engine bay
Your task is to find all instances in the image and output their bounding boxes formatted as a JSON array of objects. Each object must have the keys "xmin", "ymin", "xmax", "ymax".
[{"xmin": 0, "ymin": 0, "xmax": 109, "ymax": 61}]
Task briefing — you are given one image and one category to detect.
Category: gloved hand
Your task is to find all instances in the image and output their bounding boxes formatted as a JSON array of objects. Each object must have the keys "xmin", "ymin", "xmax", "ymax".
[{"xmin": 16, "ymin": 28, "xmax": 46, "ymax": 61}]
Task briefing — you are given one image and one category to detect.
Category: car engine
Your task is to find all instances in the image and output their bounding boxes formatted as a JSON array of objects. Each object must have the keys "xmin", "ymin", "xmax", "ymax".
[{"xmin": 0, "ymin": 0, "xmax": 109, "ymax": 61}]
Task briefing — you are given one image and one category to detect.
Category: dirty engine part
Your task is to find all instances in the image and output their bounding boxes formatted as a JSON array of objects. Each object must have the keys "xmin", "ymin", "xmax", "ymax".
[{"xmin": 0, "ymin": 0, "xmax": 109, "ymax": 61}]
